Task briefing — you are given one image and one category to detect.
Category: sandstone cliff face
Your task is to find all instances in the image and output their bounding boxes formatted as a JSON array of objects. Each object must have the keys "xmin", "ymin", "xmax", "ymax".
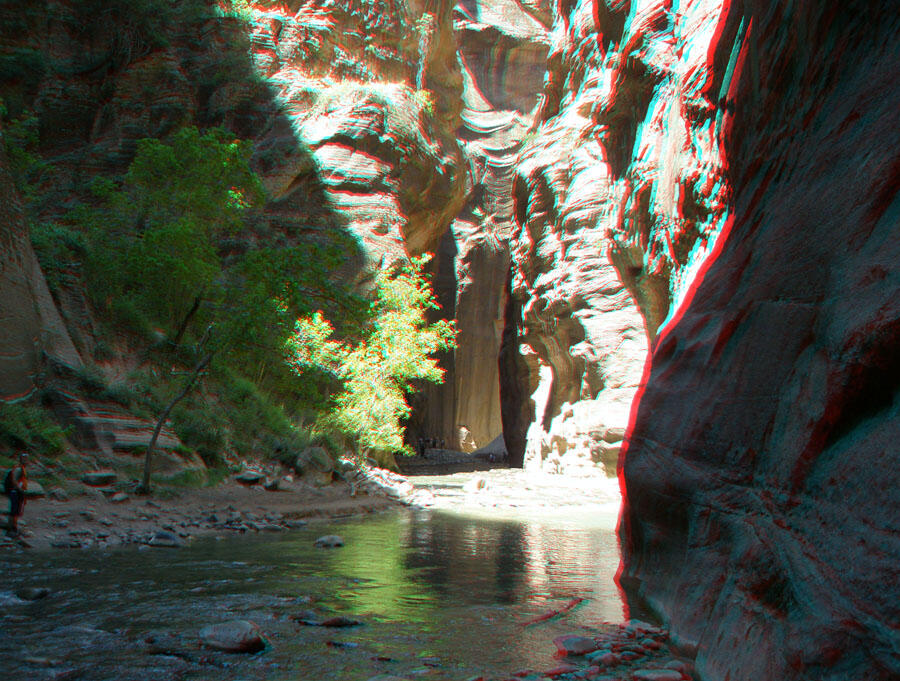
[
  {"xmin": 415, "ymin": 0, "xmax": 551, "ymax": 451},
  {"xmin": 0, "ymin": 148, "xmax": 81, "ymax": 400},
  {"xmin": 246, "ymin": 0, "xmax": 466, "ymax": 260},
  {"xmin": 503, "ymin": 0, "xmax": 730, "ymax": 471},
  {"xmin": 620, "ymin": 3, "xmax": 900, "ymax": 680}
]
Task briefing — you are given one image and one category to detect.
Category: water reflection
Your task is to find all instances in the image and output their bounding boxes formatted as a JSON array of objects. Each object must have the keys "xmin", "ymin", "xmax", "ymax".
[{"xmin": 1, "ymin": 507, "xmax": 624, "ymax": 680}]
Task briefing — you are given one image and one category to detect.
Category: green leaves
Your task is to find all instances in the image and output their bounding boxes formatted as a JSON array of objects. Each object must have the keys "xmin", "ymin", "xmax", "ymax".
[
  {"xmin": 286, "ymin": 255, "xmax": 457, "ymax": 458},
  {"xmin": 84, "ymin": 126, "xmax": 263, "ymax": 329}
]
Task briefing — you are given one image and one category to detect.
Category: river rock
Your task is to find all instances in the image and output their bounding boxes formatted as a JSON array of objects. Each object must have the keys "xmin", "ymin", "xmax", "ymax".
[
  {"xmin": 82, "ymin": 471, "xmax": 117, "ymax": 487},
  {"xmin": 23, "ymin": 481, "xmax": 45, "ymax": 498},
  {"xmin": 320, "ymin": 616, "xmax": 362, "ymax": 627},
  {"xmin": 632, "ymin": 671, "xmax": 684, "ymax": 681},
  {"xmin": 109, "ymin": 492, "xmax": 129, "ymax": 504},
  {"xmin": 462, "ymin": 476, "xmax": 487, "ymax": 493},
  {"xmin": 15, "ymin": 587, "xmax": 50, "ymax": 601},
  {"xmin": 199, "ymin": 620, "xmax": 265, "ymax": 653},
  {"xmin": 234, "ymin": 471, "xmax": 265, "ymax": 485},
  {"xmin": 147, "ymin": 531, "xmax": 184, "ymax": 548},
  {"xmin": 553, "ymin": 635, "xmax": 600, "ymax": 656},
  {"xmin": 314, "ymin": 535, "xmax": 344, "ymax": 548}
]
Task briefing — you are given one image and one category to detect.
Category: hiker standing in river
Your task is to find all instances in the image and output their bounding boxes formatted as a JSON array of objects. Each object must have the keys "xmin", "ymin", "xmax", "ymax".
[{"xmin": 5, "ymin": 452, "xmax": 28, "ymax": 537}]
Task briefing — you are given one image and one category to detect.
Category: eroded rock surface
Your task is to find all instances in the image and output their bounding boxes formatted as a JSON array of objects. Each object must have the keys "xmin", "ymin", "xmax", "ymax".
[
  {"xmin": 503, "ymin": 0, "xmax": 730, "ymax": 471},
  {"xmin": 621, "ymin": 3, "xmax": 900, "ymax": 681}
]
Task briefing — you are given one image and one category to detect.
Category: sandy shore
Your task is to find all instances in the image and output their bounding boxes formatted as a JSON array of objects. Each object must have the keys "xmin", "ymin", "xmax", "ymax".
[{"xmin": 2, "ymin": 475, "xmax": 403, "ymax": 551}]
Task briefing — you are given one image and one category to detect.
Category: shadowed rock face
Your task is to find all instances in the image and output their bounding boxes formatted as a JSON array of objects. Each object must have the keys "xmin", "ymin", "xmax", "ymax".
[
  {"xmin": 620, "ymin": 3, "xmax": 900, "ymax": 680},
  {"xmin": 504, "ymin": 0, "xmax": 730, "ymax": 471},
  {"xmin": 0, "ymin": 150, "xmax": 81, "ymax": 400}
]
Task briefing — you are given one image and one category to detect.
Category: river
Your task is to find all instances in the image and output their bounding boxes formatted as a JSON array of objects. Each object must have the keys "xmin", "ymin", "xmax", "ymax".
[{"xmin": 0, "ymin": 470, "xmax": 627, "ymax": 680}]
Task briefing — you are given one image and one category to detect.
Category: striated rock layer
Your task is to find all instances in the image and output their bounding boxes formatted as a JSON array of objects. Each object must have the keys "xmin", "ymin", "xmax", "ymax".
[
  {"xmin": 414, "ymin": 0, "xmax": 551, "ymax": 451},
  {"xmin": 620, "ymin": 3, "xmax": 900, "ymax": 681},
  {"xmin": 503, "ymin": 0, "xmax": 730, "ymax": 471}
]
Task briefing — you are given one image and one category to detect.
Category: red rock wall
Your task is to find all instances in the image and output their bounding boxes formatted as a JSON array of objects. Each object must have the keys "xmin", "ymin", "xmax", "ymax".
[
  {"xmin": 620, "ymin": 3, "xmax": 900, "ymax": 680},
  {"xmin": 503, "ymin": 0, "xmax": 732, "ymax": 472}
]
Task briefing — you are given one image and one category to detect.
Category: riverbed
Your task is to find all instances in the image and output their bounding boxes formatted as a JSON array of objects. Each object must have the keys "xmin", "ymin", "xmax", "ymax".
[{"xmin": 1, "ymin": 470, "xmax": 632, "ymax": 681}]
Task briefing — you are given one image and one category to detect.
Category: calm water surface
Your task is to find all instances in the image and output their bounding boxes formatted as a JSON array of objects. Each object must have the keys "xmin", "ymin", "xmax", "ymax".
[{"xmin": 1, "ymin": 503, "xmax": 625, "ymax": 680}]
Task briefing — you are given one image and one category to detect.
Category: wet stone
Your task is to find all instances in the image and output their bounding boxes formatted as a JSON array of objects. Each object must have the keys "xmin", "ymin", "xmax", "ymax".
[
  {"xmin": 314, "ymin": 534, "xmax": 344, "ymax": 548},
  {"xmin": 553, "ymin": 635, "xmax": 600, "ymax": 656},
  {"xmin": 16, "ymin": 587, "xmax": 50, "ymax": 601},
  {"xmin": 199, "ymin": 620, "xmax": 265, "ymax": 653},
  {"xmin": 147, "ymin": 531, "xmax": 184, "ymax": 548}
]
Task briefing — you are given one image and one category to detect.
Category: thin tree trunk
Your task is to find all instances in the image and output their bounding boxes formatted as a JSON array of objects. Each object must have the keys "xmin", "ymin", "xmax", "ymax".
[
  {"xmin": 138, "ymin": 351, "xmax": 212, "ymax": 493},
  {"xmin": 172, "ymin": 293, "xmax": 203, "ymax": 346}
]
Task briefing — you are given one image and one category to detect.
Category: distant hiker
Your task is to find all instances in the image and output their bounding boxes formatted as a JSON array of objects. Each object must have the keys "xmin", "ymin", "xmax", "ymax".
[
  {"xmin": 4, "ymin": 452, "xmax": 28, "ymax": 537},
  {"xmin": 440, "ymin": 439, "xmax": 445, "ymax": 449}
]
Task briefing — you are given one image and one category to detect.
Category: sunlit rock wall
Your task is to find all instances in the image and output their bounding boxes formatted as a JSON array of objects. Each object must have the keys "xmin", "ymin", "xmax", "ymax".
[
  {"xmin": 413, "ymin": 0, "xmax": 551, "ymax": 451},
  {"xmin": 246, "ymin": 0, "xmax": 466, "ymax": 259},
  {"xmin": 503, "ymin": 0, "xmax": 730, "ymax": 470},
  {"xmin": 621, "ymin": 2, "xmax": 900, "ymax": 680}
]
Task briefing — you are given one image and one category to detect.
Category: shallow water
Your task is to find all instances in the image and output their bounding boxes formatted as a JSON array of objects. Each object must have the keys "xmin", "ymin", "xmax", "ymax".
[{"xmin": 0, "ymin": 500, "xmax": 625, "ymax": 680}]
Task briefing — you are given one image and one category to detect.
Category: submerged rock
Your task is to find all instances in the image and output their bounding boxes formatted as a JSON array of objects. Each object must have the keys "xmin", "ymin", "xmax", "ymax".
[
  {"xmin": 199, "ymin": 620, "xmax": 265, "ymax": 653},
  {"xmin": 314, "ymin": 535, "xmax": 344, "ymax": 548},
  {"xmin": 15, "ymin": 587, "xmax": 50, "ymax": 601}
]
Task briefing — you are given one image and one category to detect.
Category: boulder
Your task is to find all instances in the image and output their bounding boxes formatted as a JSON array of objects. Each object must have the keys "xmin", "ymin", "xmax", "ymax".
[
  {"xmin": 234, "ymin": 471, "xmax": 265, "ymax": 485},
  {"xmin": 24, "ymin": 481, "xmax": 45, "ymax": 498},
  {"xmin": 199, "ymin": 620, "xmax": 265, "ymax": 653},
  {"xmin": 294, "ymin": 447, "xmax": 334, "ymax": 477},
  {"xmin": 553, "ymin": 634, "xmax": 600, "ymax": 657},
  {"xmin": 147, "ymin": 531, "xmax": 184, "ymax": 548},
  {"xmin": 82, "ymin": 471, "xmax": 117, "ymax": 487}
]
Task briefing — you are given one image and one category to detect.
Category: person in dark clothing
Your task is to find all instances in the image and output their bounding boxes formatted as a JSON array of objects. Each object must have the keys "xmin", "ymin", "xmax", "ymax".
[{"xmin": 5, "ymin": 452, "xmax": 28, "ymax": 537}]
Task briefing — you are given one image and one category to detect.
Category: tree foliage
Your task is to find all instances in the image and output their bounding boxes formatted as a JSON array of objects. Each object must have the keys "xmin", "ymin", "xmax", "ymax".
[
  {"xmin": 84, "ymin": 126, "xmax": 263, "ymax": 329},
  {"xmin": 285, "ymin": 255, "xmax": 456, "ymax": 458}
]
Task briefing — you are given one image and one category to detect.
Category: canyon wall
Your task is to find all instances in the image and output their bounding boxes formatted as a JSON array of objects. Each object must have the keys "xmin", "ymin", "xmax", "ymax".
[
  {"xmin": 503, "ymin": 0, "xmax": 730, "ymax": 471},
  {"xmin": 414, "ymin": 0, "xmax": 551, "ymax": 451},
  {"xmin": 0, "ymin": 148, "xmax": 81, "ymax": 400},
  {"xmin": 620, "ymin": 2, "xmax": 900, "ymax": 681}
]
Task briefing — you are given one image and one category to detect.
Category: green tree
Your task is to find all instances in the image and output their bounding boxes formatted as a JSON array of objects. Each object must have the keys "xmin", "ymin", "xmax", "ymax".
[
  {"xmin": 84, "ymin": 126, "xmax": 263, "ymax": 331},
  {"xmin": 285, "ymin": 255, "xmax": 456, "ymax": 460}
]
